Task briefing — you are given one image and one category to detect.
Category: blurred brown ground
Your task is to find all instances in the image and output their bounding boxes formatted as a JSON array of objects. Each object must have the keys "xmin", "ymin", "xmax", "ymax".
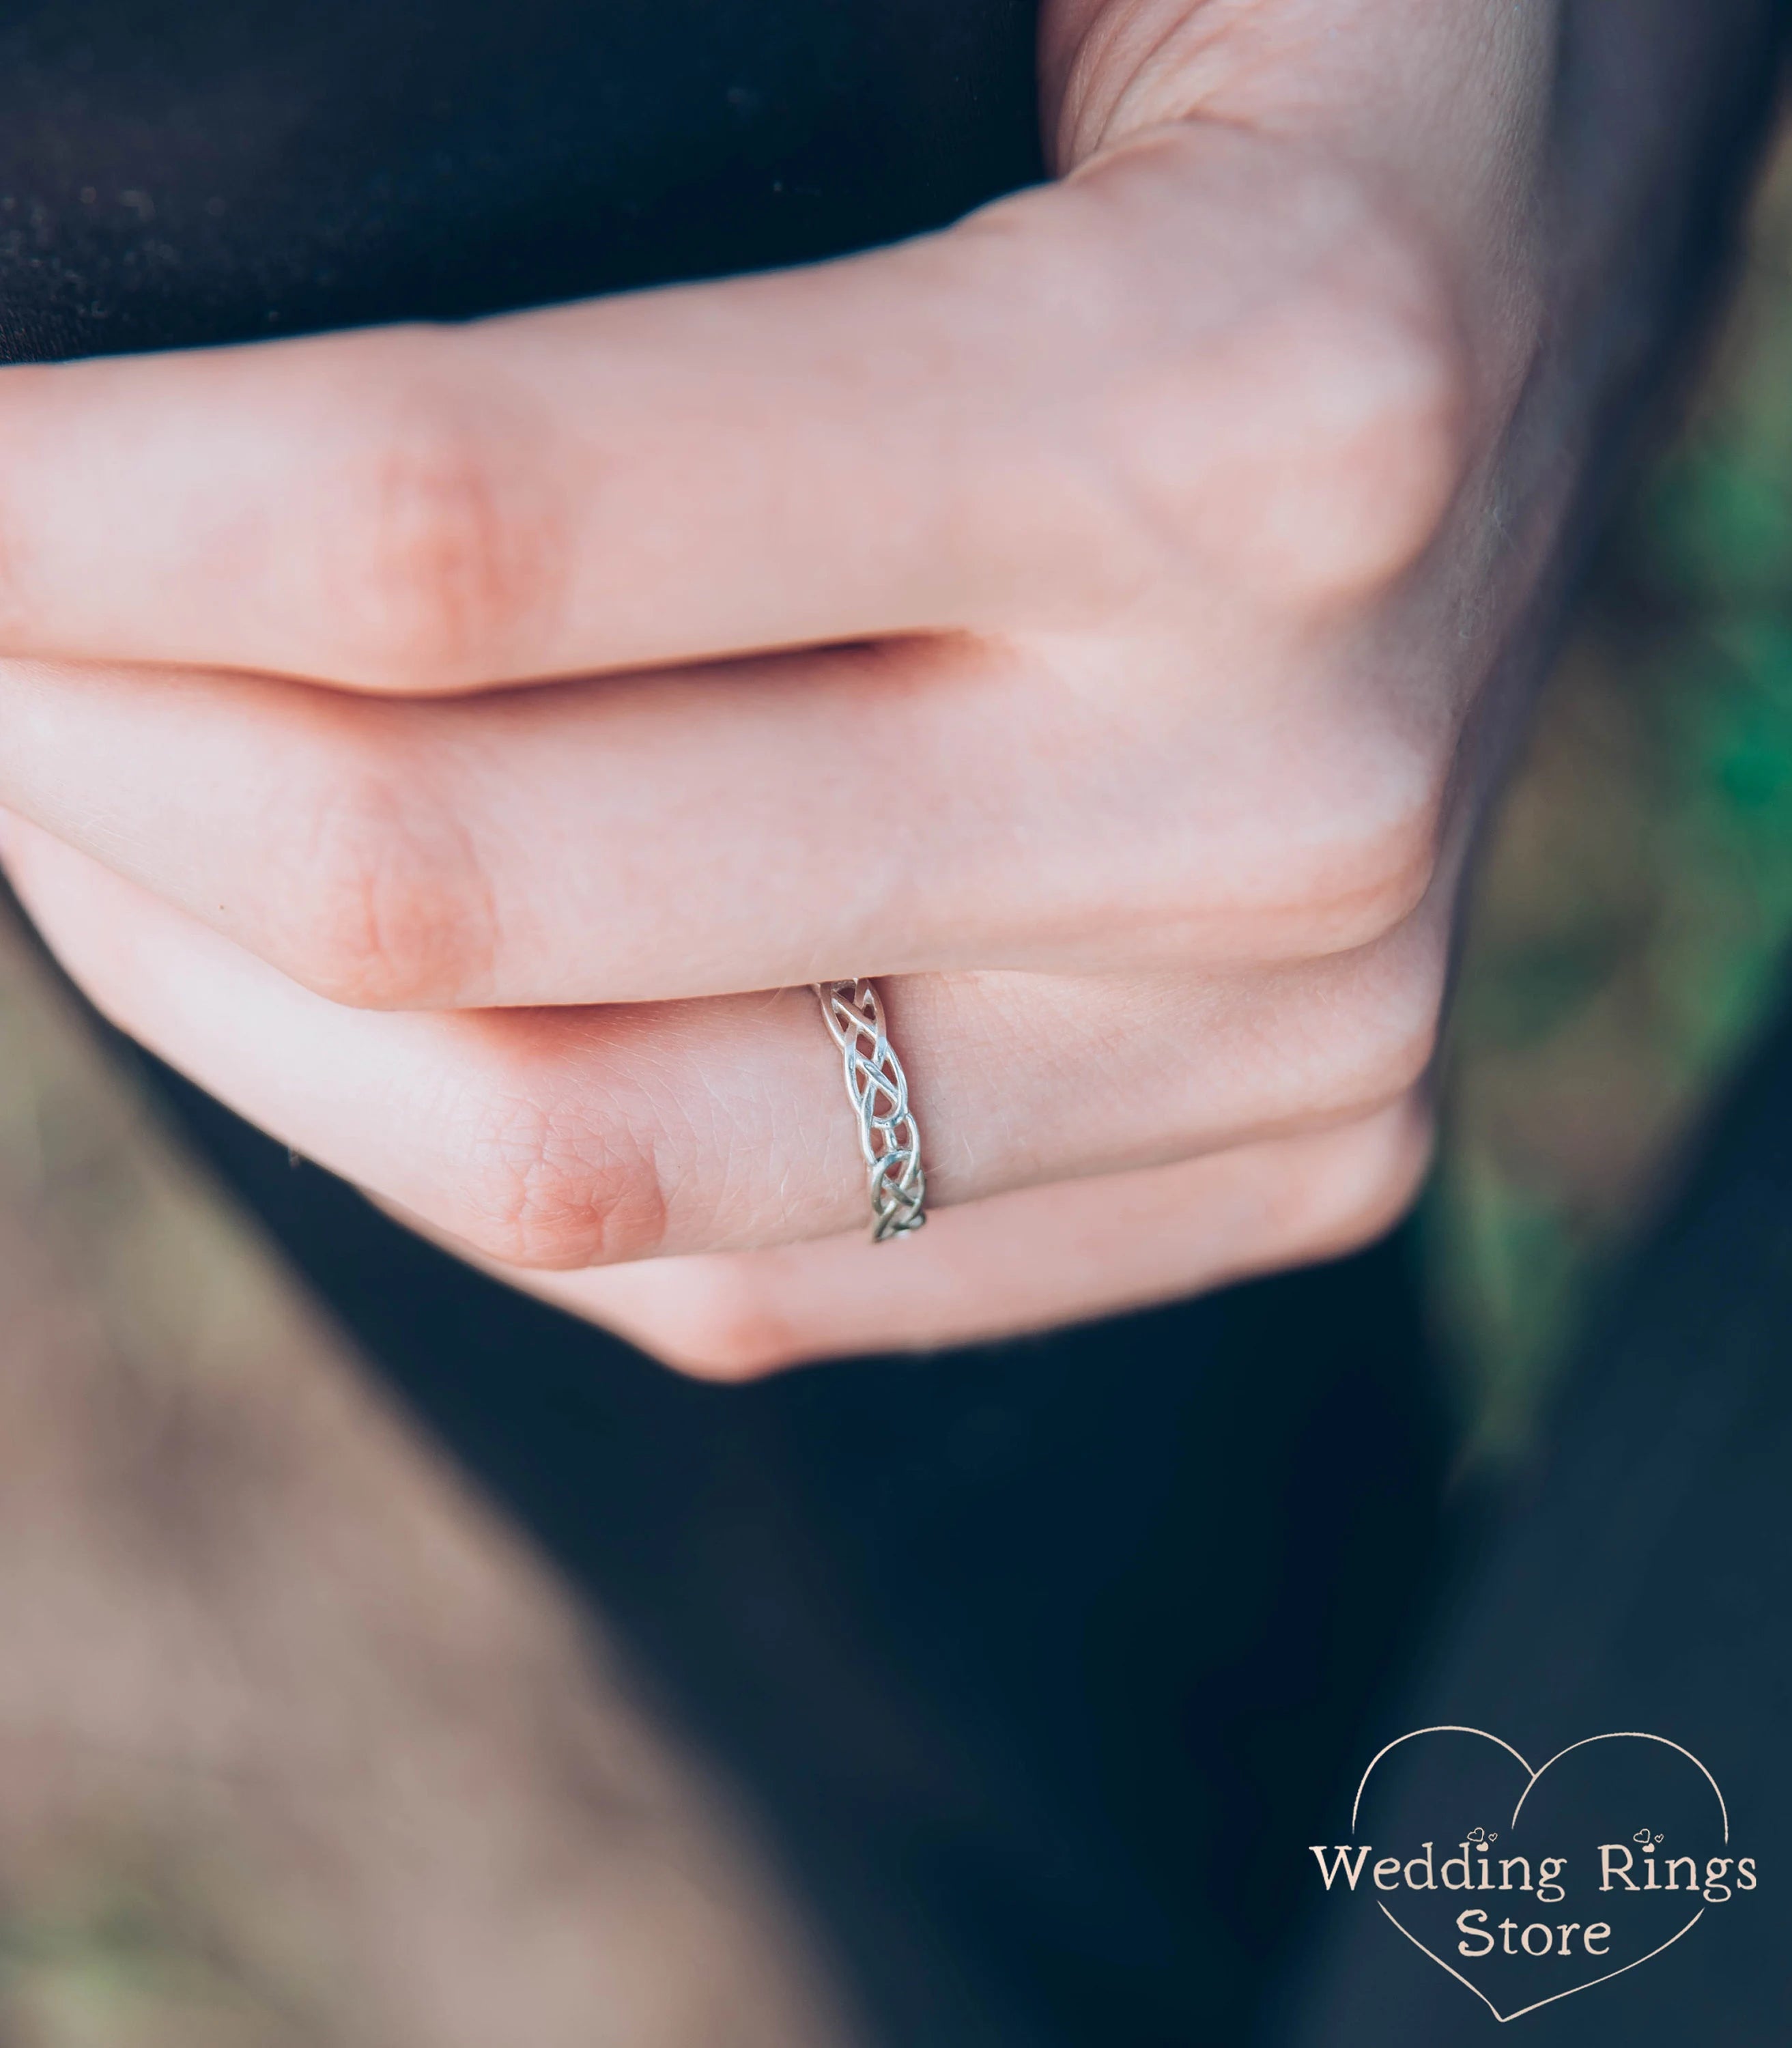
[
  {"xmin": 0, "ymin": 905, "xmax": 857, "ymax": 2043},
  {"xmin": 4, "ymin": 119, "xmax": 1792, "ymax": 2048}
]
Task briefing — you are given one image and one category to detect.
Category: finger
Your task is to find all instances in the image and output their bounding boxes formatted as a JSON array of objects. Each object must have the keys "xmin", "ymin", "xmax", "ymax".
[
  {"xmin": 4, "ymin": 820, "xmax": 1442, "ymax": 1268},
  {"xmin": 0, "ymin": 126, "xmax": 1462, "ymax": 690},
  {"xmin": 0, "ymin": 646, "xmax": 1449, "ymax": 1007},
  {"xmin": 455, "ymin": 1103, "xmax": 1435, "ymax": 1377}
]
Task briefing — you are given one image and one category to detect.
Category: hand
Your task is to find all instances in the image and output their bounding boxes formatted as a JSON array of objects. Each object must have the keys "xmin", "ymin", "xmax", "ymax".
[{"xmin": 0, "ymin": 2, "xmax": 1571, "ymax": 1372}]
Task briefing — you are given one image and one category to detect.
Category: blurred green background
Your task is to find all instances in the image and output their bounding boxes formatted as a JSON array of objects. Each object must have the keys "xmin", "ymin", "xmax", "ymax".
[{"xmin": 1428, "ymin": 138, "xmax": 1792, "ymax": 1462}]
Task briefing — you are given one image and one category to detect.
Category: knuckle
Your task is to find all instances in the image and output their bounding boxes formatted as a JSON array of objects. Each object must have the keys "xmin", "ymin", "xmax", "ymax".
[
  {"xmin": 1227, "ymin": 930, "xmax": 1445, "ymax": 1141},
  {"xmin": 1356, "ymin": 982, "xmax": 1446, "ymax": 1108},
  {"xmin": 1290, "ymin": 1096, "xmax": 1435, "ymax": 1264},
  {"xmin": 644, "ymin": 1268, "xmax": 810, "ymax": 1381},
  {"xmin": 1309, "ymin": 780, "xmax": 1445, "ymax": 948},
  {"xmin": 1339, "ymin": 1098, "xmax": 1435, "ymax": 1237},
  {"xmin": 1249, "ymin": 243, "xmax": 1470, "ymax": 601},
  {"xmin": 1108, "ymin": 197, "xmax": 1472, "ymax": 607},
  {"xmin": 449, "ymin": 1083, "xmax": 671, "ymax": 1272},
  {"xmin": 1318, "ymin": 953, "xmax": 1447, "ymax": 1119},
  {"xmin": 313, "ymin": 382, "xmax": 561, "ymax": 687},
  {"xmin": 1229, "ymin": 740, "xmax": 1449, "ymax": 958},
  {"xmin": 274, "ymin": 746, "xmax": 498, "ymax": 1008}
]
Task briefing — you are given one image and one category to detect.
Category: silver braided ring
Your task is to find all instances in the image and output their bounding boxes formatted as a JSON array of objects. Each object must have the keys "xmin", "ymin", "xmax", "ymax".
[{"xmin": 814, "ymin": 979, "xmax": 926, "ymax": 1241}]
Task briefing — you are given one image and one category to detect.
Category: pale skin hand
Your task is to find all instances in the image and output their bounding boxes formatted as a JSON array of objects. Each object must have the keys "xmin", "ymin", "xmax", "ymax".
[{"xmin": 0, "ymin": 0, "xmax": 1559, "ymax": 1375}]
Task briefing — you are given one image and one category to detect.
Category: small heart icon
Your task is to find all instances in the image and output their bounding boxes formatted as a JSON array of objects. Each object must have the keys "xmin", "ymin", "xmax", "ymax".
[{"xmin": 1336, "ymin": 1728, "xmax": 1737, "ymax": 2023}]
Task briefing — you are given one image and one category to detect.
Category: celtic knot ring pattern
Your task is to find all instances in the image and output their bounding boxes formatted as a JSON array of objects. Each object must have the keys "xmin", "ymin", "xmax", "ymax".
[{"xmin": 814, "ymin": 979, "xmax": 926, "ymax": 1241}]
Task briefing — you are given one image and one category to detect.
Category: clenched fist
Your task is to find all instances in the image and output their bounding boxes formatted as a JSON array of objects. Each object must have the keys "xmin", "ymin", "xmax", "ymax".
[{"xmin": 0, "ymin": 2, "xmax": 1619, "ymax": 1371}]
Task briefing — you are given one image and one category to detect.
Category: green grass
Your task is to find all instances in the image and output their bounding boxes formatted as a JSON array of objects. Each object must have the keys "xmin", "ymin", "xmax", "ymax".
[{"xmin": 1430, "ymin": 139, "xmax": 1792, "ymax": 1459}]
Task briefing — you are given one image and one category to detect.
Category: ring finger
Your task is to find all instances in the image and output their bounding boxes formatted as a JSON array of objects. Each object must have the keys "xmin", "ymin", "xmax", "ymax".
[{"xmin": 5, "ymin": 818, "xmax": 1444, "ymax": 1269}]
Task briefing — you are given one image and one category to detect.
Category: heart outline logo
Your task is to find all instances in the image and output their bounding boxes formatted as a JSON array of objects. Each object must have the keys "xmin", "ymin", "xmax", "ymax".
[{"xmin": 1352, "ymin": 1726, "xmax": 1729, "ymax": 2023}]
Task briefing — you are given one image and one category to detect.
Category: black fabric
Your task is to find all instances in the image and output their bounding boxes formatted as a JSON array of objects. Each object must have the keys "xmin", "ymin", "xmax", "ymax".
[
  {"xmin": 0, "ymin": 0, "xmax": 1042, "ymax": 363},
  {"xmin": 1278, "ymin": 978, "xmax": 1792, "ymax": 2047}
]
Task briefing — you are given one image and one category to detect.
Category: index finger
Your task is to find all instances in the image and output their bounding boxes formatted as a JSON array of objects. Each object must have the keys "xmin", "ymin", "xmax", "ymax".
[{"xmin": 0, "ymin": 126, "xmax": 1459, "ymax": 692}]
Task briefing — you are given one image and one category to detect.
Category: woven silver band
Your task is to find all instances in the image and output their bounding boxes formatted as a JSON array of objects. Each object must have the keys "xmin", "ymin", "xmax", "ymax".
[{"xmin": 814, "ymin": 978, "xmax": 926, "ymax": 1241}]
